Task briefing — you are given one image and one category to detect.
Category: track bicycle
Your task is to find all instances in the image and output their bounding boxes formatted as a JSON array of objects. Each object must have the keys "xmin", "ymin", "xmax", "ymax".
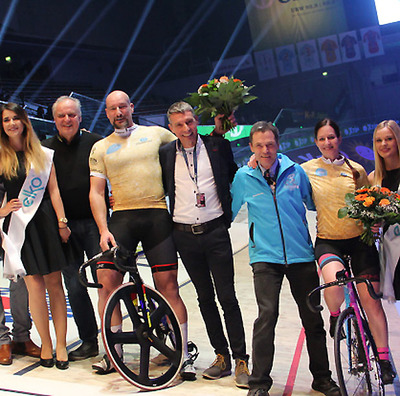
[
  {"xmin": 307, "ymin": 259, "xmax": 387, "ymax": 396},
  {"xmin": 79, "ymin": 246, "xmax": 183, "ymax": 390}
]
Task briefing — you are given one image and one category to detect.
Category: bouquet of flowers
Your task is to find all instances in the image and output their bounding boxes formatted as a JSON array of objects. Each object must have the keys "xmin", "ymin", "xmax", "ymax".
[
  {"xmin": 185, "ymin": 75, "xmax": 257, "ymax": 131},
  {"xmin": 338, "ymin": 186, "xmax": 400, "ymax": 246}
]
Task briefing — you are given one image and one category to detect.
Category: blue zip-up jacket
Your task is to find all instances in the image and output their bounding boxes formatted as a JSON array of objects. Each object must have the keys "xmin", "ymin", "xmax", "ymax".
[{"xmin": 231, "ymin": 153, "xmax": 315, "ymax": 265}]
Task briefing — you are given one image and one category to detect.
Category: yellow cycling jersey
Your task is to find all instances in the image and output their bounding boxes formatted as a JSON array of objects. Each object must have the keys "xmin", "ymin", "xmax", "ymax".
[
  {"xmin": 302, "ymin": 158, "xmax": 368, "ymax": 240},
  {"xmin": 89, "ymin": 125, "xmax": 176, "ymax": 212}
]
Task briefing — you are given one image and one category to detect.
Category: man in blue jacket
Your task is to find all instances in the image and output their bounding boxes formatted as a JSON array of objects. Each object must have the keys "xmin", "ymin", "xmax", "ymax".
[{"xmin": 231, "ymin": 121, "xmax": 339, "ymax": 396}]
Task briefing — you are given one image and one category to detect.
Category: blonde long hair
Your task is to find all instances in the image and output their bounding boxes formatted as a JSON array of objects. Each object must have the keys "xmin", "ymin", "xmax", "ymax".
[
  {"xmin": 0, "ymin": 102, "xmax": 46, "ymax": 179},
  {"xmin": 372, "ymin": 120, "xmax": 400, "ymax": 185}
]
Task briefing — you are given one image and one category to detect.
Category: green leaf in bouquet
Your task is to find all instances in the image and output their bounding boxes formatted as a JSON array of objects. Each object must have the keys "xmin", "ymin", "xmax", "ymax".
[
  {"xmin": 184, "ymin": 94, "xmax": 200, "ymax": 108},
  {"xmin": 338, "ymin": 207, "xmax": 349, "ymax": 219},
  {"xmin": 243, "ymin": 95, "xmax": 257, "ymax": 104},
  {"xmin": 344, "ymin": 193, "xmax": 355, "ymax": 205},
  {"xmin": 384, "ymin": 212, "xmax": 400, "ymax": 226}
]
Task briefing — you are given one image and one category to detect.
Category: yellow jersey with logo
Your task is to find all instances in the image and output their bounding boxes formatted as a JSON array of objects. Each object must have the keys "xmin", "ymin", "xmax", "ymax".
[
  {"xmin": 301, "ymin": 158, "xmax": 368, "ymax": 240},
  {"xmin": 89, "ymin": 125, "xmax": 176, "ymax": 211}
]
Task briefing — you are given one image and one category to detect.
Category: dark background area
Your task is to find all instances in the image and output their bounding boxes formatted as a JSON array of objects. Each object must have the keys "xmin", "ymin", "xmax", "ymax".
[{"xmin": 0, "ymin": 0, "xmax": 399, "ymax": 138}]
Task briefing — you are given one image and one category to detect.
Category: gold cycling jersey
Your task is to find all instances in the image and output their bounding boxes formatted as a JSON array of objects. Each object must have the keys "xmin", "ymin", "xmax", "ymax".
[
  {"xmin": 89, "ymin": 125, "xmax": 176, "ymax": 212},
  {"xmin": 302, "ymin": 158, "xmax": 368, "ymax": 240}
]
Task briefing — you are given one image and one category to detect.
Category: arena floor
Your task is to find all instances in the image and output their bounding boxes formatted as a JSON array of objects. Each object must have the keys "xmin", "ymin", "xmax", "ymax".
[{"xmin": 0, "ymin": 211, "xmax": 399, "ymax": 396}]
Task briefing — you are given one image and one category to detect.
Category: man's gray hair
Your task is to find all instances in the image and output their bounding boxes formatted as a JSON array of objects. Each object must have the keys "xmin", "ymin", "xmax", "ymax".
[
  {"xmin": 52, "ymin": 96, "xmax": 82, "ymax": 118},
  {"xmin": 250, "ymin": 121, "xmax": 279, "ymax": 143},
  {"xmin": 167, "ymin": 101, "xmax": 194, "ymax": 122}
]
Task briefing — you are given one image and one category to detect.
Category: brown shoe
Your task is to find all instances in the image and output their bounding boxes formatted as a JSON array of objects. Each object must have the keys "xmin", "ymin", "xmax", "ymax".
[
  {"xmin": 11, "ymin": 340, "xmax": 41, "ymax": 358},
  {"xmin": 0, "ymin": 344, "xmax": 12, "ymax": 365},
  {"xmin": 202, "ymin": 354, "xmax": 232, "ymax": 379}
]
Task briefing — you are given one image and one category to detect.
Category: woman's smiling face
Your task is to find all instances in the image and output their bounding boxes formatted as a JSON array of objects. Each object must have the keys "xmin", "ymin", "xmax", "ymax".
[{"xmin": 315, "ymin": 124, "xmax": 341, "ymax": 160}]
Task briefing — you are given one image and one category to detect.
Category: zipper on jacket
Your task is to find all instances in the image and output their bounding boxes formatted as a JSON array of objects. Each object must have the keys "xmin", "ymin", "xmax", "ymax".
[{"xmin": 270, "ymin": 185, "xmax": 288, "ymax": 265}]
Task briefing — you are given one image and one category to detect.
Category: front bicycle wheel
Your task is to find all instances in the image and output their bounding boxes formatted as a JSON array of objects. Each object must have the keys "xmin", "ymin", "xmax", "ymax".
[
  {"xmin": 102, "ymin": 282, "xmax": 183, "ymax": 390},
  {"xmin": 334, "ymin": 307, "xmax": 384, "ymax": 396}
]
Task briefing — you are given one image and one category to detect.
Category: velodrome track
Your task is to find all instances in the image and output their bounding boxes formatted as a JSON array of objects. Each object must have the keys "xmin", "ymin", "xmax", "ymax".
[{"xmin": 0, "ymin": 210, "xmax": 399, "ymax": 395}]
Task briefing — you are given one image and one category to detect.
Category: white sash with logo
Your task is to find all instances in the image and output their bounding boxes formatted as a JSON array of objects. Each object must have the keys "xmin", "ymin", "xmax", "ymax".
[
  {"xmin": 380, "ymin": 186, "xmax": 400, "ymax": 302},
  {"xmin": 0, "ymin": 147, "xmax": 54, "ymax": 281}
]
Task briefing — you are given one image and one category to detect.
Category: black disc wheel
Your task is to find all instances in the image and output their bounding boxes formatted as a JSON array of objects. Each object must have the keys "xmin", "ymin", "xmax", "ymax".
[
  {"xmin": 334, "ymin": 307, "xmax": 384, "ymax": 396},
  {"xmin": 102, "ymin": 282, "xmax": 183, "ymax": 390}
]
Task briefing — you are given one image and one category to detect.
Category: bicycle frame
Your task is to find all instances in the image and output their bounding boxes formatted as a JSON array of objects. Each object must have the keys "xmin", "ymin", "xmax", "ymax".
[
  {"xmin": 307, "ymin": 263, "xmax": 384, "ymax": 395},
  {"xmin": 342, "ymin": 270, "xmax": 373, "ymax": 373}
]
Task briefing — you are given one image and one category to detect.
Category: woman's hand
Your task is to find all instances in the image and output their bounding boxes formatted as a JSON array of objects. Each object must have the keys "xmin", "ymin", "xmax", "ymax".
[
  {"xmin": 109, "ymin": 191, "xmax": 115, "ymax": 209},
  {"xmin": 0, "ymin": 199, "xmax": 22, "ymax": 217},
  {"xmin": 248, "ymin": 154, "xmax": 257, "ymax": 169},
  {"xmin": 371, "ymin": 222, "xmax": 383, "ymax": 234},
  {"xmin": 58, "ymin": 226, "xmax": 71, "ymax": 243}
]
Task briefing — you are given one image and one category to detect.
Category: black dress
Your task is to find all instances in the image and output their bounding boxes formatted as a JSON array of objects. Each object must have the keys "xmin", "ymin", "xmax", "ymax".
[{"xmin": 1, "ymin": 152, "xmax": 68, "ymax": 275}]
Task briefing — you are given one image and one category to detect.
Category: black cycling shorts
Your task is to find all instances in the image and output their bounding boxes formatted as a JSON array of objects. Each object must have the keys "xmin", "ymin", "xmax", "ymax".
[
  {"xmin": 315, "ymin": 236, "xmax": 380, "ymax": 281},
  {"xmin": 107, "ymin": 208, "xmax": 178, "ymax": 273}
]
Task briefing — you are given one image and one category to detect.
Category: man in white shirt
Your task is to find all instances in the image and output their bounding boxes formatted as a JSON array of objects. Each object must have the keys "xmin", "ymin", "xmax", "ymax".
[{"xmin": 159, "ymin": 101, "xmax": 249, "ymax": 388}]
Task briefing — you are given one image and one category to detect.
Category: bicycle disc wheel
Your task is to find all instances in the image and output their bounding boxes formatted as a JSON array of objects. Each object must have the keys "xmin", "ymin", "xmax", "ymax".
[
  {"xmin": 102, "ymin": 282, "xmax": 183, "ymax": 390},
  {"xmin": 334, "ymin": 307, "xmax": 384, "ymax": 396}
]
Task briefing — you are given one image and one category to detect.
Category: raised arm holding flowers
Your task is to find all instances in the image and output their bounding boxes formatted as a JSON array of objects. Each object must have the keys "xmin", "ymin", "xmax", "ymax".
[{"xmin": 185, "ymin": 76, "xmax": 256, "ymax": 132}]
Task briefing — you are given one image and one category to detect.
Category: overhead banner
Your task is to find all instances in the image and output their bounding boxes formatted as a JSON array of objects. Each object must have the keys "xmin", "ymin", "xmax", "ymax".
[
  {"xmin": 254, "ymin": 49, "xmax": 278, "ymax": 80},
  {"xmin": 297, "ymin": 39, "xmax": 320, "ymax": 72},
  {"xmin": 245, "ymin": 0, "xmax": 348, "ymax": 50},
  {"xmin": 339, "ymin": 31, "xmax": 362, "ymax": 63},
  {"xmin": 361, "ymin": 26, "xmax": 384, "ymax": 58}
]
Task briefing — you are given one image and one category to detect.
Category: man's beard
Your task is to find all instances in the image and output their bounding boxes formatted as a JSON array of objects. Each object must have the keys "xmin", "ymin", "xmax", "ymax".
[{"xmin": 113, "ymin": 118, "xmax": 129, "ymax": 130}]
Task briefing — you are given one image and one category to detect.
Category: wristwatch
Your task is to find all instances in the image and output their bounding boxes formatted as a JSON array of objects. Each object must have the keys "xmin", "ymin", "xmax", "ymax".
[{"xmin": 58, "ymin": 217, "xmax": 68, "ymax": 224}]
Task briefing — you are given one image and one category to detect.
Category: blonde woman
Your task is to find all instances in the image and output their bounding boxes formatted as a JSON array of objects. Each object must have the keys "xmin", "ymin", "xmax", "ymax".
[
  {"xmin": 0, "ymin": 103, "xmax": 70, "ymax": 369},
  {"xmin": 368, "ymin": 120, "xmax": 400, "ymax": 302}
]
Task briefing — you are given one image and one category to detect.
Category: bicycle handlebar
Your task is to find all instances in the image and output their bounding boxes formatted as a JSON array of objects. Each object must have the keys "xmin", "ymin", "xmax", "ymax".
[
  {"xmin": 78, "ymin": 249, "xmax": 110, "ymax": 289},
  {"xmin": 78, "ymin": 246, "xmax": 139, "ymax": 289},
  {"xmin": 307, "ymin": 271, "xmax": 383, "ymax": 313}
]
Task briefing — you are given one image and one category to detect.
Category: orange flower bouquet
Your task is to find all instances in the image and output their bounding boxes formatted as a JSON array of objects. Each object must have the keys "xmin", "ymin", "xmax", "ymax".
[
  {"xmin": 338, "ymin": 186, "xmax": 400, "ymax": 245},
  {"xmin": 185, "ymin": 76, "xmax": 257, "ymax": 131}
]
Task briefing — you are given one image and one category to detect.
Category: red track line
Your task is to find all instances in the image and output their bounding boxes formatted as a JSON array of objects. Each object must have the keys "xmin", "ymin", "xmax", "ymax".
[{"xmin": 283, "ymin": 327, "xmax": 306, "ymax": 396}]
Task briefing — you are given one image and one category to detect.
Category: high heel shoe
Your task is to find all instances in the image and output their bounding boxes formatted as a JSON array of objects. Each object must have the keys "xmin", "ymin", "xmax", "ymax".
[
  {"xmin": 40, "ymin": 357, "xmax": 54, "ymax": 368},
  {"xmin": 55, "ymin": 359, "xmax": 69, "ymax": 370}
]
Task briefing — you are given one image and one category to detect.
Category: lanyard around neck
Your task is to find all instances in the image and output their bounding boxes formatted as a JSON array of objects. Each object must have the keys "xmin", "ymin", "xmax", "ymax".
[{"xmin": 179, "ymin": 141, "xmax": 198, "ymax": 187}]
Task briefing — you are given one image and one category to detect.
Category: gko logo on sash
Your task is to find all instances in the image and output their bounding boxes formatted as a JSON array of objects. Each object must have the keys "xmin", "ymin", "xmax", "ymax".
[{"xmin": 22, "ymin": 177, "xmax": 45, "ymax": 207}]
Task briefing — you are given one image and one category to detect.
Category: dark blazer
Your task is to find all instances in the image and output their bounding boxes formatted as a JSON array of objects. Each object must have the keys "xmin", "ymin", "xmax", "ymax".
[{"xmin": 159, "ymin": 134, "xmax": 238, "ymax": 228}]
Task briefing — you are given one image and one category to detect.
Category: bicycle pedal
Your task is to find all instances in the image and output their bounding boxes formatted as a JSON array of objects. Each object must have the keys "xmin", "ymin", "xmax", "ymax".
[{"xmin": 187, "ymin": 341, "xmax": 199, "ymax": 362}]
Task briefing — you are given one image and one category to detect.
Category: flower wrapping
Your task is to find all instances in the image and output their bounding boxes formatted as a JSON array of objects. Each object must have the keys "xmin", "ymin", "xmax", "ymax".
[
  {"xmin": 338, "ymin": 186, "xmax": 400, "ymax": 246},
  {"xmin": 185, "ymin": 76, "xmax": 257, "ymax": 131}
]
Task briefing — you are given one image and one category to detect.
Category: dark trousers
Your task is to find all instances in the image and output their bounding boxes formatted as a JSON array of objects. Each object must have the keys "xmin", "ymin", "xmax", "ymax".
[
  {"xmin": 0, "ymin": 278, "xmax": 31, "ymax": 344},
  {"xmin": 173, "ymin": 223, "xmax": 247, "ymax": 360},
  {"xmin": 250, "ymin": 261, "xmax": 331, "ymax": 390},
  {"xmin": 62, "ymin": 218, "xmax": 99, "ymax": 343}
]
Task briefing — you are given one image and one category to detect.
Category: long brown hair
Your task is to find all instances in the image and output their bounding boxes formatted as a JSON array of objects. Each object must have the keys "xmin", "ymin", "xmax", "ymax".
[
  {"xmin": 0, "ymin": 102, "xmax": 46, "ymax": 179},
  {"xmin": 372, "ymin": 120, "xmax": 400, "ymax": 185}
]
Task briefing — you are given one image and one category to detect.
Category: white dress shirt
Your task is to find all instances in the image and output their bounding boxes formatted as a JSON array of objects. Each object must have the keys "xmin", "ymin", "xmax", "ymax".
[{"xmin": 173, "ymin": 137, "xmax": 223, "ymax": 224}]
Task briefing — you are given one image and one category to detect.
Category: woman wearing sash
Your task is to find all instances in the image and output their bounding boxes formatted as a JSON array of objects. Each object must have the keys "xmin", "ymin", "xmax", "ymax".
[
  {"xmin": 368, "ymin": 120, "xmax": 400, "ymax": 302},
  {"xmin": 301, "ymin": 118, "xmax": 395, "ymax": 384},
  {"xmin": 0, "ymin": 103, "xmax": 71, "ymax": 369}
]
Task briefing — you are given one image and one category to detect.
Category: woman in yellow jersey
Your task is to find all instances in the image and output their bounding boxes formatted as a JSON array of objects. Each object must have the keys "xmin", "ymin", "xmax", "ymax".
[
  {"xmin": 302, "ymin": 118, "xmax": 395, "ymax": 384},
  {"xmin": 368, "ymin": 120, "xmax": 400, "ymax": 302}
]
